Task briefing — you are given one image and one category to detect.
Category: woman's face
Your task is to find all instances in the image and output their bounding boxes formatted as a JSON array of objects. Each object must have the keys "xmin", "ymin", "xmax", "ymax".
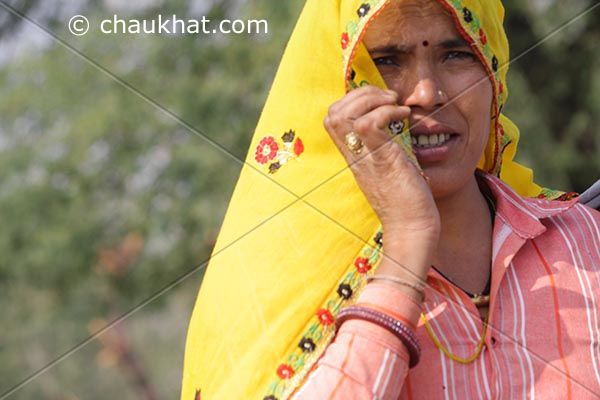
[{"xmin": 363, "ymin": 0, "xmax": 493, "ymax": 199}]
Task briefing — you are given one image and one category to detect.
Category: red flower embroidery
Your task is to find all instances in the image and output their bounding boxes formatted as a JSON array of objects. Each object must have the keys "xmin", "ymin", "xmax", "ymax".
[
  {"xmin": 317, "ymin": 309, "xmax": 334, "ymax": 326},
  {"xmin": 293, "ymin": 138, "xmax": 304, "ymax": 156},
  {"xmin": 498, "ymin": 81, "xmax": 504, "ymax": 94},
  {"xmin": 276, "ymin": 364, "xmax": 295, "ymax": 379},
  {"xmin": 497, "ymin": 123, "xmax": 505, "ymax": 136},
  {"xmin": 478, "ymin": 29, "xmax": 487, "ymax": 45},
  {"xmin": 354, "ymin": 257, "xmax": 372, "ymax": 273},
  {"xmin": 254, "ymin": 136, "xmax": 279, "ymax": 165},
  {"xmin": 341, "ymin": 32, "xmax": 349, "ymax": 50}
]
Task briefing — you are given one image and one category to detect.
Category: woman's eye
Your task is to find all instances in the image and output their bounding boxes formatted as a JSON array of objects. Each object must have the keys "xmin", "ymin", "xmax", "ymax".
[
  {"xmin": 445, "ymin": 51, "xmax": 477, "ymax": 61},
  {"xmin": 373, "ymin": 57, "xmax": 397, "ymax": 66}
]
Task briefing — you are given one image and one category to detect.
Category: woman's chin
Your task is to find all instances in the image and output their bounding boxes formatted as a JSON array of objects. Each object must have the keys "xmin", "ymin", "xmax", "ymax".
[{"xmin": 423, "ymin": 165, "xmax": 477, "ymax": 201}]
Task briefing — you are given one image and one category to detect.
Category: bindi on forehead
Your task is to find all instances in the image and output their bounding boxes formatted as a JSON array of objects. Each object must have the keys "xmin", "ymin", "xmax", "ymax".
[{"xmin": 422, "ymin": 40, "xmax": 429, "ymax": 47}]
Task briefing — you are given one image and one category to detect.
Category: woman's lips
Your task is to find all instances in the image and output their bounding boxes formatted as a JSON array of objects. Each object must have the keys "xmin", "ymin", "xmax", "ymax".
[
  {"xmin": 411, "ymin": 133, "xmax": 452, "ymax": 147},
  {"xmin": 411, "ymin": 133, "xmax": 457, "ymax": 163}
]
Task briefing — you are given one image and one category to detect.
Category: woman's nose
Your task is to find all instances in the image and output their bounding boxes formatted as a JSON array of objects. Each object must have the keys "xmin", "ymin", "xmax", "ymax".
[{"xmin": 402, "ymin": 69, "xmax": 447, "ymax": 111}]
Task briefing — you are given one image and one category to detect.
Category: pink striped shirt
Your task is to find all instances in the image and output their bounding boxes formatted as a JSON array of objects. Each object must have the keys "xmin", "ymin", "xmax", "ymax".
[{"xmin": 292, "ymin": 171, "xmax": 600, "ymax": 399}]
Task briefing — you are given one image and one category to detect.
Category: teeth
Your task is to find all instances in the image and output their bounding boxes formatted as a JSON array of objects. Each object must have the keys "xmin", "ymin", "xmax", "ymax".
[{"xmin": 412, "ymin": 133, "xmax": 451, "ymax": 148}]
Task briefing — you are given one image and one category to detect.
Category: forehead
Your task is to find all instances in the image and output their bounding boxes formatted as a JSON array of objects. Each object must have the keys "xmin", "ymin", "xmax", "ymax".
[{"xmin": 363, "ymin": 0, "xmax": 460, "ymax": 46}]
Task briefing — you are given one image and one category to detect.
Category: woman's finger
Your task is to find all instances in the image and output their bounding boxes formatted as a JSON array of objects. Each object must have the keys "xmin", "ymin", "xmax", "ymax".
[
  {"xmin": 329, "ymin": 85, "xmax": 398, "ymax": 116},
  {"xmin": 325, "ymin": 88, "xmax": 406, "ymax": 159},
  {"xmin": 352, "ymin": 104, "xmax": 411, "ymax": 150},
  {"xmin": 325, "ymin": 86, "xmax": 397, "ymax": 135}
]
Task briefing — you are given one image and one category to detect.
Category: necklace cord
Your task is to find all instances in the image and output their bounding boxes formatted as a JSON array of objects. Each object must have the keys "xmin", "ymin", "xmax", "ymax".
[
  {"xmin": 420, "ymin": 189, "xmax": 495, "ymax": 363},
  {"xmin": 420, "ymin": 312, "xmax": 489, "ymax": 364}
]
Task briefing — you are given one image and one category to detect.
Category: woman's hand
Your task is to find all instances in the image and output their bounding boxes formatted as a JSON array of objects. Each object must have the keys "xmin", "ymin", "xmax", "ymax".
[{"xmin": 324, "ymin": 85, "xmax": 440, "ymax": 280}]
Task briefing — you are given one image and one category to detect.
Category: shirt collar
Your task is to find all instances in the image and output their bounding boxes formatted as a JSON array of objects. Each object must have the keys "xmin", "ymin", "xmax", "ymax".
[{"xmin": 476, "ymin": 170, "xmax": 579, "ymax": 239}]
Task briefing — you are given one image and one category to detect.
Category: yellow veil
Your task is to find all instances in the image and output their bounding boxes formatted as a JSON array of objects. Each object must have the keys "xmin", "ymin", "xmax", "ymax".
[{"xmin": 181, "ymin": 1, "xmax": 569, "ymax": 399}]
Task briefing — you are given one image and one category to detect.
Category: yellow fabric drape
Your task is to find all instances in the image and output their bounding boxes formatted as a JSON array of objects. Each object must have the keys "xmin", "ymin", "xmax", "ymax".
[{"xmin": 181, "ymin": 1, "xmax": 566, "ymax": 399}]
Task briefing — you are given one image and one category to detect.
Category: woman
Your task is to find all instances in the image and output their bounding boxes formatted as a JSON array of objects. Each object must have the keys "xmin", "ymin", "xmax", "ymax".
[{"xmin": 181, "ymin": 0, "xmax": 600, "ymax": 399}]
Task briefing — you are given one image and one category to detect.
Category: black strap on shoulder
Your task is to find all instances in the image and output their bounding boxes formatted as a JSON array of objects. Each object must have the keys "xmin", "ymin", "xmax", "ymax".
[{"xmin": 580, "ymin": 179, "xmax": 600, "ymax": 210}]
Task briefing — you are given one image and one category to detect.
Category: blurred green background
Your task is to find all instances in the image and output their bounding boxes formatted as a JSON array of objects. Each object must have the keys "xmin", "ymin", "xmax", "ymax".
[{"xmin": 0, "ymin": 0, "xmax": 598, "ymax": 399}]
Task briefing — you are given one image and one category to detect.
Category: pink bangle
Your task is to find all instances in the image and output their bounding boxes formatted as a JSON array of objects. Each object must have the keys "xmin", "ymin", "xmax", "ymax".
[{"xmin": 336, "ymin": 305, "xmax": 421, "ymax": 368}]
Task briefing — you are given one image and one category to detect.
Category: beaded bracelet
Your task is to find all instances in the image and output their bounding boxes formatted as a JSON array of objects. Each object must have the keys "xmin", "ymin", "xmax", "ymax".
[{"xmin": 336, "ymin": 305, "xmax": 421, "ymax": 368}]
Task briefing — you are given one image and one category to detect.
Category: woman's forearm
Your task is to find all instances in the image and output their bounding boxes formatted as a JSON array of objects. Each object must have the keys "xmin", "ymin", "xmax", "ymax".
[{"xmin": 291, "ymin": 283, "xmax": 422, "ymax": 399}]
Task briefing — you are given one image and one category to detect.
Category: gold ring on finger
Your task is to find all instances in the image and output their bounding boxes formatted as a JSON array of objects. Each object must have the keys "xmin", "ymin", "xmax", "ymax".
[{"xmin": 344, "ymin": 131, "xmax": 363, "ymax": 154}]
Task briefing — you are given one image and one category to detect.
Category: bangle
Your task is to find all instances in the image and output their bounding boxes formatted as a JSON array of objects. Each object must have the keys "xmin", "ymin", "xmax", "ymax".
[
  {"xmin": 336, "ymin": 305, "xmax": 421, "ymax": 368},
  {"xmin": 367, "ymin": 274, "xmax": 426, "ymax": 296}
]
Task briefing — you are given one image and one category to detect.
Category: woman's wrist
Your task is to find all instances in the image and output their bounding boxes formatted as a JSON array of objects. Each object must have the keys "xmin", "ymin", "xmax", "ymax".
[
  {"xmin": 372, "ymin": 250, "xmax": 433, "ymax": 302},
  {"xmin": 367, "ymin": 274, "xmax": 425, "ymax": 302},
  {"xmin": 378, "ymin": 244, "xmax": 433, "ymax": 277},
  {"xmin": 367, "ymin": 225, "xmax": 437, "ymax": 301}
]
